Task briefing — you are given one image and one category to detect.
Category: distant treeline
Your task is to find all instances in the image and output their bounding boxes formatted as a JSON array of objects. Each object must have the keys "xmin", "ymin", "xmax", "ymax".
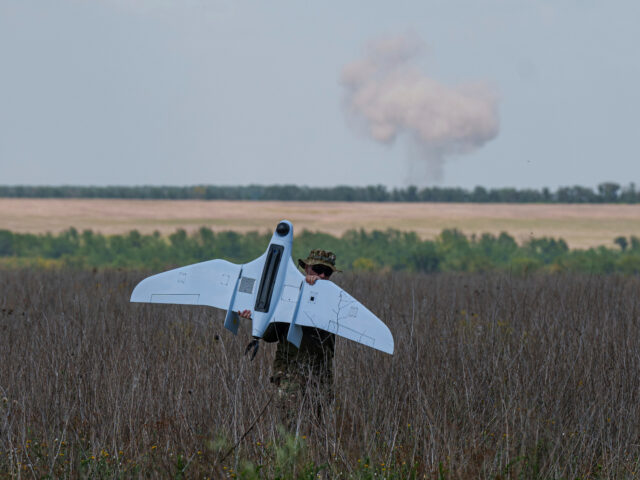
[
  {"xmin": 0, "ymin": 182, "xmax": 638, "ymax": 203},
  {"xmin": 1, "ymin": 227, "xmax": 639, "ymax": 274}
]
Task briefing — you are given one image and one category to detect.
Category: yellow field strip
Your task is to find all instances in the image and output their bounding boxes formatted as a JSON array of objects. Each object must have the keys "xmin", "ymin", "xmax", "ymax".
[{"xmin": 1, "ymin": 198, "xmax": 639, "ymax": 249}]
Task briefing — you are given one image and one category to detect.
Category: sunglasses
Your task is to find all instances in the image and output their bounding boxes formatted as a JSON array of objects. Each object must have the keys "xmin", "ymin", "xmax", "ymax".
[{"xmin": 311, "ymin": 264, "xmax": 333, "ymax": 277}]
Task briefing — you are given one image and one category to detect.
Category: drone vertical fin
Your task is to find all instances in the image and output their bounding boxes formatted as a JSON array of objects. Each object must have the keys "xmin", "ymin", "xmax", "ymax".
[
  {"xmin": 224, "ymin": 268, "xmax": 243, "ymax": 335},
  {"xmin": 286, "ymin": 279, "xmax": 305, "ymax": 348}
]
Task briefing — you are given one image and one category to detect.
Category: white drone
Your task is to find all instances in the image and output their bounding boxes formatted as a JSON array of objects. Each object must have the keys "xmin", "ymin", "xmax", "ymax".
[{"xmin": 130, "ymin": 220, "xmax": 394, "ymax": 355}]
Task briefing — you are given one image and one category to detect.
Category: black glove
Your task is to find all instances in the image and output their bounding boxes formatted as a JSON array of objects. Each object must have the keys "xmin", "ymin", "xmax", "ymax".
[{"xmin": 244, "ymin": 338, "xmax": 260, "ymax": 361}]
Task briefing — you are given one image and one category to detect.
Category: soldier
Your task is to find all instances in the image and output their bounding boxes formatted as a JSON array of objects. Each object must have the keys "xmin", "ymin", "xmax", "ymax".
[{"xmin": 239, "ymin": 249, "xmax": 340, "ymax": 428}]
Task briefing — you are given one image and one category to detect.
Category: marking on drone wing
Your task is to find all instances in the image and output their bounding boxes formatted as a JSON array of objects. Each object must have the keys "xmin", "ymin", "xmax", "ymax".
[
  {"xmin": 151, "ymin": 294, "xmax": 200, "ymax": 304},
  {"xmin": 239, "ymin": 277, "xmax": 255, "ymax": 294},
  {"xmin": 328, "ymin": 320, "xmax": 375, "ymax": 347},
  {"xmin": 281, "ymin": 285, "xmax": 299, "ymax": 302}
]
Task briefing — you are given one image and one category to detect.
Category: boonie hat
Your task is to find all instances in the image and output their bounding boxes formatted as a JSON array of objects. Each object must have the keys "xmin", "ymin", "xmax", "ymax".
[{"xmin": 298, "ymin": 249, "xmax": 341, "ymax": 272}]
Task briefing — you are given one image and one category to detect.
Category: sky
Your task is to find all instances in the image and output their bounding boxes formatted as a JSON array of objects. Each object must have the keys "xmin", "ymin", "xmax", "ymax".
[{"xmin": 1, "ymin": 0, "xmax": 638, "ymax": 189}]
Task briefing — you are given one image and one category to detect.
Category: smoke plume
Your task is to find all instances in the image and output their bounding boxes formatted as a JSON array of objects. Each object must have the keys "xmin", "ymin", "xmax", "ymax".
[{"xmin": 341, "ymin": 35, "xmax": 499, "ymax": 183}]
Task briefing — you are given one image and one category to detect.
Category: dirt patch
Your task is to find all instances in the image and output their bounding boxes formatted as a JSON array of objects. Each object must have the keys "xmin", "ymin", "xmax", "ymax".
[{"xmin": 1, "ymin": 198, "xmax": 638, "ymax": 248}]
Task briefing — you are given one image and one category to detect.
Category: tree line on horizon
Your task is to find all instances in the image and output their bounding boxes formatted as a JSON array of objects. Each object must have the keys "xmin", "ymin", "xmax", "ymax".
[
  {"xmin": 0, "ymin": 182, "xmax": 637, "ymax": 203},
  {"xmin": 1, "ymin": 227, "xmax": 639, "ymax": 275}
]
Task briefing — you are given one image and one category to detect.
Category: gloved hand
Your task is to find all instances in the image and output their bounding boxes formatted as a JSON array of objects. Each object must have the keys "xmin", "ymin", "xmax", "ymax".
[{"xmin": 245, "ymin": 338, "xmax": 260, "ymax": 360}]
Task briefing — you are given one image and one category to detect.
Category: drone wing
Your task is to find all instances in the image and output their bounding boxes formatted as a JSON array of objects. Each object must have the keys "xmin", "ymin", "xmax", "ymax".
[
  {"xmin": 130, "ymin": 253, "xmax": 269, "ymax": 335},
  {"xmin": 270, "ymin": 258, "xmax": 394, "ymax": 354},
  {"xmin": 130, "ymin": 259, "xmax": 242, "ymax": 309}
]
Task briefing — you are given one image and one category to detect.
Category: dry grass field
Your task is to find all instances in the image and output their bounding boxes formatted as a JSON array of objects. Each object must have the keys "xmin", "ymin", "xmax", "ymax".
[
  {"xmin": 2, "ymin": 199, "xmax": 640, "ymax": 249},
  {"xmin": 2, "ymin": 269, "xmax": 640, "ymax": 478}
]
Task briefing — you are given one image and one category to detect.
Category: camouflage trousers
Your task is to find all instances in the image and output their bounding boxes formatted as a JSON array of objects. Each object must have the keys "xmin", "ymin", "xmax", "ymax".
[
  {"xmin": 269, "ymin": 332, "xmax": 335, "ymax": 430},
  {"xmin": 270, "ymin": 369, "xmax": 333, "ymax": 431}
]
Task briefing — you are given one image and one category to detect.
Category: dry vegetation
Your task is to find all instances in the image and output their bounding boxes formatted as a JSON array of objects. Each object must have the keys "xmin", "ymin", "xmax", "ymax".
[
  {"xmin": 3, "ymin": 198, "xmax": 640, "ymax": 248},
  {"xmin": 2, "ymin": 269, "xmax": 640, "ymax": 478}
]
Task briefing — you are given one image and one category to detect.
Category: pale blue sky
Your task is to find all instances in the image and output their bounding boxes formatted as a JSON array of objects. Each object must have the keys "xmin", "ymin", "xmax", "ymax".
[{"xmin": 1, "ymin": 0, "xmax": 638, "ymax": 189}]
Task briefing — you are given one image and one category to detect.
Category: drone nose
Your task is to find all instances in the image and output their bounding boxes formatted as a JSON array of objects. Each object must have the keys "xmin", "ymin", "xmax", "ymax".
[{"xmin": 276, "ymin": 222, "xmax": 290, "ymax": 237}]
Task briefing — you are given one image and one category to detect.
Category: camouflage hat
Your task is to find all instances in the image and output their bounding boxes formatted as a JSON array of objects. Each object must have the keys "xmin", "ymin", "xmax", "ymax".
[{"xmin": 298, "ymin": 249, "xmax": 341, "ymax": 272}]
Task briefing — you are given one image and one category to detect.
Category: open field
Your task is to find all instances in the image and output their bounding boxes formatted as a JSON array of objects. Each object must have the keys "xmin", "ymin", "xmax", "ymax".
[
  {"xmin": 2, "ymin": 269, "xmax": 640, "ymax": 478},
  {"xmin": 2, "ymin": 199, "xmax": 640, "ymax": 248}
]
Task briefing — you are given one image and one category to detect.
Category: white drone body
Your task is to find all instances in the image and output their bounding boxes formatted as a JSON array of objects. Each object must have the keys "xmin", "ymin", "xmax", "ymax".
[{"xmin": 130, "ymin": 220, "xmax": 394, "ymax": 354}]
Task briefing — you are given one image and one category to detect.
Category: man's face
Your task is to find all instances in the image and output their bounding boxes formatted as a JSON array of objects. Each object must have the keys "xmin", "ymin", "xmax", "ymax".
[{"xmin": 305, "ymin": 264, "xmax": 332, "ymax": 280}]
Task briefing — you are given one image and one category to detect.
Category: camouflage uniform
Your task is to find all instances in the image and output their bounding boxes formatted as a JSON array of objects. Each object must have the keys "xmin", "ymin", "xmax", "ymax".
[{"xmin": 264, "ymin": 249, "xmax": 339, "ymax": 428}]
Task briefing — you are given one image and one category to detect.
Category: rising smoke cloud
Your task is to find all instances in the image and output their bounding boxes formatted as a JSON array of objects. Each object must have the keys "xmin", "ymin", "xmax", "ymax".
[{"xmin": 341, "ymin": 34, "xmax": 499, "ymax": 183}]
